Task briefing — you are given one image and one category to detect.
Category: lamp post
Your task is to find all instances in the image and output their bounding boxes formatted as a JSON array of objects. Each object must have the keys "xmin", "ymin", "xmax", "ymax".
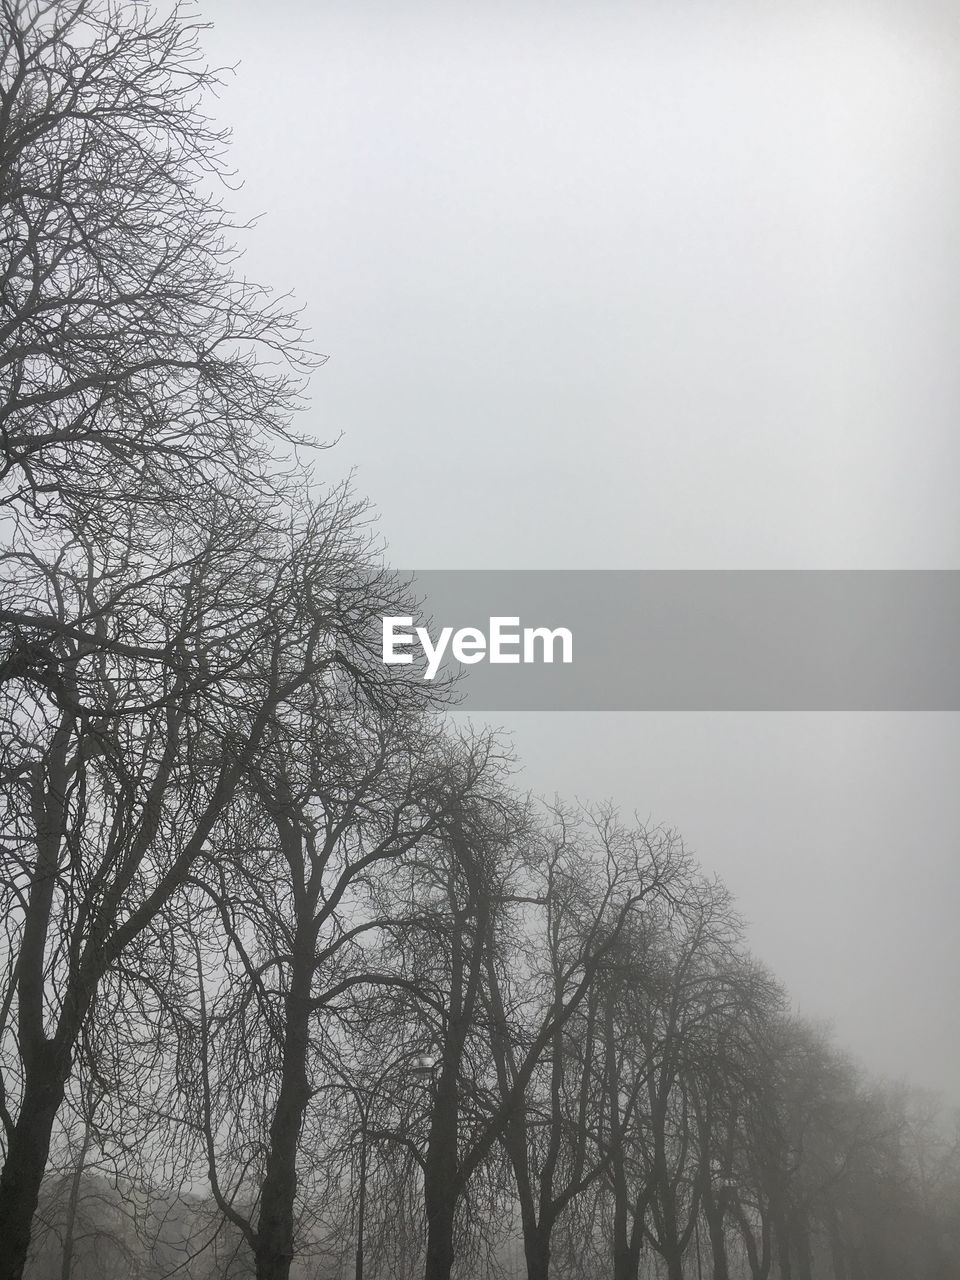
[
  {"xmin": 355, "ymin": 1096, "xmax": 369, "ymax": 1280},
  {"xmin": 352, "ymin": 1044, "xmax": 439, "ymax": 1280}
]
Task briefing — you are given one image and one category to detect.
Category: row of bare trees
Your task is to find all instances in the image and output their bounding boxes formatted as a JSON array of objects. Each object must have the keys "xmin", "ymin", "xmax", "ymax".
[
  {"xmin": 1, "ymin": 5, "xmax": 957, "ymax": 1280},
  {"xmin": 16, "ymin": 780, "xmax": 960, "ymax": 1280},
  {"xmin": 0, "ymin": 2, "xmax": 439, "ymax": 1276}
]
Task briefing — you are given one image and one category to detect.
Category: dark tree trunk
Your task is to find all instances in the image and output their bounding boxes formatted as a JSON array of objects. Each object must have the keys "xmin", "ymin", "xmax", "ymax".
[
  {"xmin": 0, "ymin": 1050, "xmax": 69, "ymax": 1280},
  {"xmin": 0, "ymin": 734, "xmax": 72, "ymax": 1280},
  {"xmin": 613, "ymin": 1237, "xmax": 643, "ymax": 1280},
  {"xmin": 704, "ymin": 1195, "xmax": 731, "ymax": 1280},
  {"xmin": 605, "ymin": 997, "xmax": 643, "ymax": 1280},
  {"xmin": 734, "ymin": 1203, "xmax": 773, "ymax": 1280},
  {"xmin": 523, "ymin": 1228, "xmax": 551, "ymax": 1280},
  {"xmin": 355, "ymin": 1117, "xmax": 368, "ymax": 1280},
  {"xmin": 663, "ymin": 1246, "xmax": 686, "ymax": 1280},
  {"xmin": 422, "ymin": 829, "xmax": 492, "ymax": 1280},
  {"xmin": 653, "ymin": 1206, "xmax": 687, "ymax": 1280},
  {"xmin": 422, "ymin": 1055, "xmax": 461, "ymax": 1280},
  {"xmin": 254, "ymin": 951, "xmax": 314, "ymax": 1280},
  {"xmin": 423, "ymin": 1172, "xmax": 457, "ymax": 1280}
]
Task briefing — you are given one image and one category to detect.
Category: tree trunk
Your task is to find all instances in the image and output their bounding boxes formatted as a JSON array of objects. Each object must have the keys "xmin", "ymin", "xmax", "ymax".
[
  {"xmin": 663, "ymin": 1247, "xmax": 686, "ymax": 1280},
  {"xmin": 422, "ymin": 1047, "xmax": 461, "ymax": 1280},
  {"xmin": 0, "ymin": 733, "xmax": 73, "ymax": 1280},
  {"xmin": 423, "ymin": 1178, "xmax": 457, "ymax": 1280},
  {"xmin": 613, "ymin": 1231, "xmax": 643, "ymax": 1280},
  {"xmin": 422, "ymin": 835, "xmax": 492, "ymax": 1280},
  {"xmin": 704, "ymin": 1197, "xmax": 731, "ymax": 1280},
  {"xmin": 523, "ymin": 1229, "xmax": 551, "ymax": 1280},
  {"xmin": 0, "ymin": 1051, "xmax": 69, "ymax": 1280},
  {"xmin": 422, "ymin": 1110, "xmax": 458, "ymax": 1278},
  {"xmin": 605, "ymin": 995, "xmax": 643, "ymax": 1280},
  {"xmin": 355, "ymin": 1116, "xmax": 368, "ymax": 1280},
  {"xmin": 254, "ymin": 953, "xmax": 314, "ymax": 1280},
  {"xmin": 733, "ymin": 1203, "xmax": 773, "ymax": 1280}
]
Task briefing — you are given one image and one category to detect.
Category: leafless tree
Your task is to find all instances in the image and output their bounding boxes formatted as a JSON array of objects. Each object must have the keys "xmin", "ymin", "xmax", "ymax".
[
  {"xmin": 486, "ymin": 804, "xmax": 686, "ymax": 1280},
  {"xmin": 176, "ymin": 680, "xmax": 454, "ymax": 1280},
  {"xmin": 0, "ymin": 0, "xmax": 314, "ymax": 528},
  {"xmin": 0, "ymin": 475, "xmax": 423, "ymax": 1279},
  {"xmin": 0, "ymin": 4, "xmax": 422, "ymax": 1274}
]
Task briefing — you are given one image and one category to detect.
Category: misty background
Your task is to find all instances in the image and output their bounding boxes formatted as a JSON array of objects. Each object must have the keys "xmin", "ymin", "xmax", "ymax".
[{"xmin": 197, "ymin": 0, "xmax": 959, "ymax": 1101}]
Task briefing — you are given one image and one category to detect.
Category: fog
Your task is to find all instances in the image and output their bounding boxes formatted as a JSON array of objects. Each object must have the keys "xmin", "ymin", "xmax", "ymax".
[{"xmin": 198, "ymin": 0, "xmax": 959, "ymax": 1101}]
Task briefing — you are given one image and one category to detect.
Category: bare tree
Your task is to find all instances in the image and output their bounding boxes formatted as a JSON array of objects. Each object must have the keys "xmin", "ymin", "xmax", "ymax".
[
  {"xmin": 0, "ymin": 0, "xmax": 313, "ymax": 527},
  {"xmin": 487, "ymin": 804, "xmax": 686, "ymax": 1280},
  {"xmin": 361, "ymin": 794, "xmax": 674, "ymax": 1280},
  {"xmin": 0, "ymin": 3, "xmax": 417, "ymax": 1273},
  {"xmin": 178, "ymin": 680, "xmax": 452, "ymax": 1280},
  {"xmin": 0, "ymin": 476, "xmax": 418, "ymax": 1279}
]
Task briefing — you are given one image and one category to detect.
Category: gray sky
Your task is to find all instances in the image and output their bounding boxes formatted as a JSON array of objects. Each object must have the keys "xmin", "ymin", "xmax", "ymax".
[{"xmin": 199, "ymin": 0, "xmax": 959, "ymax": 1100}]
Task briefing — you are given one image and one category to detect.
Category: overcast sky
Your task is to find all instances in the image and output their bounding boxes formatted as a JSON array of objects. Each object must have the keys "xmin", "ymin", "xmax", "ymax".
[{"xmin": 199, "ymin": 0, "xmax": 959, "ymax": 1101}]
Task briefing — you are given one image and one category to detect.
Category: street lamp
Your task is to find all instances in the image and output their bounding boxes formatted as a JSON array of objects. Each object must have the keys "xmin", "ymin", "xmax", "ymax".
[{"xmin": 353, "ymin": 1043, "xmax": 440, "ymax": 1280}]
